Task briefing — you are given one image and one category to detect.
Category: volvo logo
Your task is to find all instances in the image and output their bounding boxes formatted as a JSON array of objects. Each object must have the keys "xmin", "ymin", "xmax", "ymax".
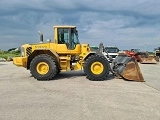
[{"xmin": 35, "ymin": 46, "xmax": 47, "ymax": 49}]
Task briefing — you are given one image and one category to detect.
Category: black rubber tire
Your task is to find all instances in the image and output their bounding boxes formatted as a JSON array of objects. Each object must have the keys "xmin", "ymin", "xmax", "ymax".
[
  {"xmin": 30, "ymin": 54, "xmax": 58, "ymax": 81},
  {"xmin": 84, "ymin": 54, "xmax": 109, "ymax": 81}
]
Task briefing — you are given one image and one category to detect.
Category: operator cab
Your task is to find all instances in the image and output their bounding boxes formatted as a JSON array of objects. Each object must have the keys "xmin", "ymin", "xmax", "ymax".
[{"xmin": 57, "ymin": 27, "xmax": 79, "ymax": 50}]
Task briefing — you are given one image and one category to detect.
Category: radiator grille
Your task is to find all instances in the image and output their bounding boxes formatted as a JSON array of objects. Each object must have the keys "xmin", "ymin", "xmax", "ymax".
[{"xmin": 26, "ymin": 47, "xmax": 32, "ymax": 56}]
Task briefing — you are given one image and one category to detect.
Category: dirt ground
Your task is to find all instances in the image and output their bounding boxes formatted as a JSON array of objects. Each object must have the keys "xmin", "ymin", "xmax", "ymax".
[{"xmin": 0, "ymin": 62, "xmax": 160, "ymax": 120}]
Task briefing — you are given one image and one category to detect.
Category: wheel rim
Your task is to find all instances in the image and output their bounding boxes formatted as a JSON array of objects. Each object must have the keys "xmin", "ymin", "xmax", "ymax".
[
  {"xmin": 36, "ymin": 62, "xmax": 49, "ymax": 75},
  {"xmin": 91, "ymin": 62, "xmax": 104, "ymax": 74}
]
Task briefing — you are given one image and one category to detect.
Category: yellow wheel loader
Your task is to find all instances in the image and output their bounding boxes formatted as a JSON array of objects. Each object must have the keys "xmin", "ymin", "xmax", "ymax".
[{"xmin": 13, "ymin": 26, "xmax": 144, "ymax": 82}]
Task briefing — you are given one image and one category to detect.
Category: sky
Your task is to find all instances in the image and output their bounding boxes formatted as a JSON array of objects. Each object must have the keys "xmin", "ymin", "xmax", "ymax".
[{"xmin": 0, "ymin": 0, "xmax": 160, "ymax": 52}]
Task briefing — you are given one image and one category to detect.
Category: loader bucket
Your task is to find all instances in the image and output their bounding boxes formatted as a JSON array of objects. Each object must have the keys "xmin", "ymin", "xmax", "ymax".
[
  {"xmin": 138, "ymin": 55, "xmax": 157, "ymax": 64},
  {"xmin": 111, "ymin": 56, "xmax": 144, "ymax": 82}
]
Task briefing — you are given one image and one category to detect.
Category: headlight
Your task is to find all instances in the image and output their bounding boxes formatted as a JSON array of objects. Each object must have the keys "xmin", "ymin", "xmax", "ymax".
[{"xmin": 20, "ymin": 47, "xmax": 25, "ymax": 57}]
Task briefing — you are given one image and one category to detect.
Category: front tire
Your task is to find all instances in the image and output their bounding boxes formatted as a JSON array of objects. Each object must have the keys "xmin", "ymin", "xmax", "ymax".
[
  {"xmin": 30, "ymin": 54, "xmax": 58, "ymax": 81},
  {"xmin": 84, "ymin": 54, "xmax": 109, "ymax": 81}
]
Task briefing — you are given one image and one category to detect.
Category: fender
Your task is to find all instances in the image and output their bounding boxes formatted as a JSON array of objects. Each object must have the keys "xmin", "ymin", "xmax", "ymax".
[{"xmin": 27, "ymin": 49, "xmax": 60, "ymax": 69}]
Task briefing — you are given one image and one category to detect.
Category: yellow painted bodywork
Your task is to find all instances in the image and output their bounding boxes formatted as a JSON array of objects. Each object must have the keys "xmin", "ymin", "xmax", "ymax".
[
  {"xmin": 73, "ymin": 44, "xmax": 91, "ymax": 70},
  {"xmin": 13, "ymin": 57, "xmax": 27, "ymax": 67},
  {"xmin": 13, "ymin": 25, "xmax": 92, "ymax": 72},
  {"xmin": 59, "ymin": 55, "xmax": 71, "ymax": 71},
  {"xmin": 13, "ymin": 44, "xmax": 31, "ymax": 67}
]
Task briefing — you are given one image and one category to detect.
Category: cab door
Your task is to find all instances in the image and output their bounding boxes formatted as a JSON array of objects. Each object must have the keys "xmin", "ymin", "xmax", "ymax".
[{"xmin": 56, "ymin": 28, "xmax": 81, "ymax": 54}]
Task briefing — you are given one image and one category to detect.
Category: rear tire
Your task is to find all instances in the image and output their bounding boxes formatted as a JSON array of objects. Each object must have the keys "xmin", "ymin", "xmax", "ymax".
[
  {"xmin": 30, "ymin": 54, "xmax": 58, "ymax": 81},
  {"xmin": 84, "ymin": 54, "xmax": 109, "ymax": 81}
]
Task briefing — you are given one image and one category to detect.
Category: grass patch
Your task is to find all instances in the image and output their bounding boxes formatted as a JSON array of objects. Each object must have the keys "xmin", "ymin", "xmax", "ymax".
[{"xmin": 0, "ymin": 51, "xmax": 20, "ymax": 59}]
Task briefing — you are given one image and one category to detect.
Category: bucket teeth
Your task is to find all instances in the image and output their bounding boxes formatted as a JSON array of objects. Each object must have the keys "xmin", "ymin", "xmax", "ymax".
[{"xmin": 111, "ymin": 56, "xmax": 144, "ymax": 82}]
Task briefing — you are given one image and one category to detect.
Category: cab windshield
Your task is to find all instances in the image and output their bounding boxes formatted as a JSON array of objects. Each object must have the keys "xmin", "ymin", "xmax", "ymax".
[
  {"xmin": 105, "ymin": 47, "xmax": 119, "ymax": 53},
  {"xmin": 71, "ymin": 28, "xmax": 79, "ymax": 44}
]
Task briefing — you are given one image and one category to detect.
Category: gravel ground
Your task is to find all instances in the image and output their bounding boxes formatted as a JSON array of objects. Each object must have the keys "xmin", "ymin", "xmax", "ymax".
[{"xmin": 0, "ymin": 62, "xmax": 160, "ymax": 120}]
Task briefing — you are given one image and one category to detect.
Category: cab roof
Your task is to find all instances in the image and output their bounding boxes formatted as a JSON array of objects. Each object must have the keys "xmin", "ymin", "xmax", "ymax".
[{"xmin": 54, "ymin": 26, "xmax": 76, "ymax": 28}]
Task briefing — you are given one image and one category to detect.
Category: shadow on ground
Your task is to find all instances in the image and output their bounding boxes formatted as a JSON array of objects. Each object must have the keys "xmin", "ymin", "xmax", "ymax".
[
  {"xmin": 53, "ymin": 71, "xmax": 115, "ymax": 81},
  {"xmin": 29, "ymin": 70, "xmax": 115, "ymax": 81},
  {"xmin": 54, "ymin": 71, "xmax": 86, "ymax": 80}
]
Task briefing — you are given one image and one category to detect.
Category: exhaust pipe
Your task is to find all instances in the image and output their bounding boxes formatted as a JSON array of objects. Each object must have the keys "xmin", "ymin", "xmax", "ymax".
[{"xmin": 38, "ymin": 31, "xmax": 43, "ymax": 43}]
